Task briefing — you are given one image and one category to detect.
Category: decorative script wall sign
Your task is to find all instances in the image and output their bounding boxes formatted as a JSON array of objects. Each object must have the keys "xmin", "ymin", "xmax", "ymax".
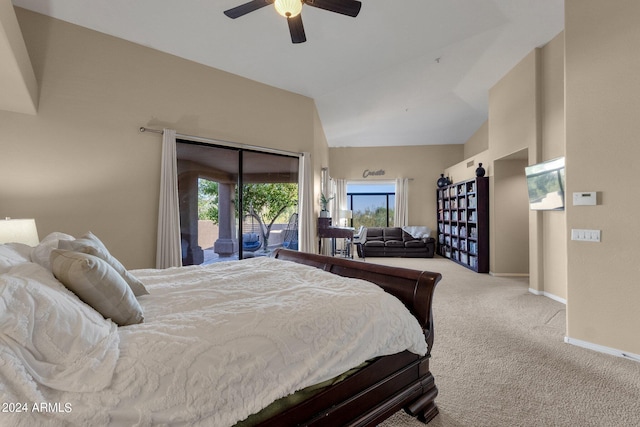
[
  {"xmin": 362, "ymin": 169, "xmax": 385, "ymax": 178},
  {"xmin": 362, "ymin": 169, "xmax": 386, "ymax": 178}
]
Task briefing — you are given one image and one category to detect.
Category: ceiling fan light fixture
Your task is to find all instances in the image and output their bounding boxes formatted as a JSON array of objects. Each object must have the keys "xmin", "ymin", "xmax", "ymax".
[{"xmin": 274, "ymin": 0, "xmax": 302, "ymax": 18}]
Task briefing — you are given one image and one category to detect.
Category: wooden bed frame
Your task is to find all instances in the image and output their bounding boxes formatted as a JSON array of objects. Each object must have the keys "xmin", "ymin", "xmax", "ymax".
[{"xmin": 264, "ymin": 249, "xmax": 442, "ymax": 426}]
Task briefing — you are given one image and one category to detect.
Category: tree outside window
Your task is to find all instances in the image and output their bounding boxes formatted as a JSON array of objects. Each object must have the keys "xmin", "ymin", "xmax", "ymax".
[{"xmin": 198, "ymin": 179, "xmax": 298, "ymax": 249}]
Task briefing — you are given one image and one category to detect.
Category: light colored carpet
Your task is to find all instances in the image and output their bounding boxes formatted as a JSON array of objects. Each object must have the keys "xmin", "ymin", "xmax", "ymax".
[{"xmin": 369, "ymin": 256, "xmax": 640, "ymax": 427}]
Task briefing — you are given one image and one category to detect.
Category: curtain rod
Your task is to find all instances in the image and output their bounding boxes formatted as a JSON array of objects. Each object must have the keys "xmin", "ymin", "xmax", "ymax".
[{"xmin": 139, "ymin": 126, "xmax": 302, "ymax": 158}]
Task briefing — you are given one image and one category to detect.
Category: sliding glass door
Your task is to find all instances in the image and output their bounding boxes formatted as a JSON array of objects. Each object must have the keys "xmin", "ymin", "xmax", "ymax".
[
  {"xmin": 241, "ymin": 150, "xmax": 299, "ymax": 257},
  {"xmin": 177, "ymin": 141, "xmax": 299, "ymax": 265}
]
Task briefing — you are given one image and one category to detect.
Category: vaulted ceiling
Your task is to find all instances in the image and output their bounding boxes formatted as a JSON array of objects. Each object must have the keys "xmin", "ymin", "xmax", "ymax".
[{"xmin": 11, "ymin": 0, "xmax": 564, "ymax": 147}]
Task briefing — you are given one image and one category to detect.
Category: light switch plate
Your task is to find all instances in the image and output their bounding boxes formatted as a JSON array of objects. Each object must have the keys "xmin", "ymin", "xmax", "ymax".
[{"xmin": 571, "ymin": 229, "xmax": 601, "ymax": 242}]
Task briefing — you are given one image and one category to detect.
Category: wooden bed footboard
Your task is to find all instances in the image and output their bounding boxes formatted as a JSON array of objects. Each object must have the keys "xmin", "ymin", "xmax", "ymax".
[{"xmin": 269, "ymin": 249, "xmax": 442, "ymax": 425}]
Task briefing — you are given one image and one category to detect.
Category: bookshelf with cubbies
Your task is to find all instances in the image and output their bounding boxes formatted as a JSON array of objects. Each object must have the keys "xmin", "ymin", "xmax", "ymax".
[{"xmin": 436, "ymin": 177, "xmax": 489, "ymax": 272}]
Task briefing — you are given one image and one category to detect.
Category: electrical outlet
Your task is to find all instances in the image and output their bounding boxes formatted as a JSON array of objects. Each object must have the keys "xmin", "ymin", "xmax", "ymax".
[{"xmin": 571, "ymin": 229, "xmax": 601, "ymax": 242}]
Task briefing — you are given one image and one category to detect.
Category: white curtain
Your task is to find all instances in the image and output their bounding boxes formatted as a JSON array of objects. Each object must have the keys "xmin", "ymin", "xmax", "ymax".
[
  {"xmin": 318, "ymin": 178, "xmax": 341, "ymax": 256},
  {"xmin": 156, "ymin": 129, "xmax": 182, "ymax": 268},
  {"xmin": 298, "ymin": 152, "xmax": 315, "ymax": 253},
  {"xmin": 331, "ymin": 179, "xmax": 348, "ymax": 253},
  {"xmin": 394, "ymin": 177, "xmax": 409, "ymax": 227},
  {"xmin": 331, "ymin": 179, "xmax": 348, "ymax": 224}
]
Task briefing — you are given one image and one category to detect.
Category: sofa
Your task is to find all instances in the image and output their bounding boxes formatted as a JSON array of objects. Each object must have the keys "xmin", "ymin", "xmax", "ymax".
[{"xmin": 359, "ymin": 227, "xmax": 435, "ymax": 258}]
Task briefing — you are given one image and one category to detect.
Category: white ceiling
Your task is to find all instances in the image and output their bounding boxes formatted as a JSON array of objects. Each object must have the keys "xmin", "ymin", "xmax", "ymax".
[{"xmin": 12, "ymin": 0, "xmax": 564, "ymax": 148}]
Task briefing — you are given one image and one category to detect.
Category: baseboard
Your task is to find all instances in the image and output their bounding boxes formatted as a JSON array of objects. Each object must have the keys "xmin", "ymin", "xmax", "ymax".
[
  {"xmin": 564, "ymin": 337, "xmax": 640, "ymax": 363},
  {"xmin": 489, "ymin": 272, "xmax": 529, "ymax": 277},
  {"xmin": 528, "ymin": 288, "xmax": 567, "ymax": 305}
]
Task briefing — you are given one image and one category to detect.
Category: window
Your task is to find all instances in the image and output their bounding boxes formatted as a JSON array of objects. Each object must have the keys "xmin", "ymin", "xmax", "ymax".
[{"xmin": 347, "ymin": 182, "xmax": 395, "ymax": 228}]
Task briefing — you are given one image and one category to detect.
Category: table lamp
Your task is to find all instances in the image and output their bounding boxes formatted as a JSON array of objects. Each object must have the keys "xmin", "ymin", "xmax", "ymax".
[
  {"xmin": 340, "ymin": 210, "xmax": 352, "ymax": 227},
  {"xmin": 0, "ymin": 218, "xmax": 40, "ymax": 246}
]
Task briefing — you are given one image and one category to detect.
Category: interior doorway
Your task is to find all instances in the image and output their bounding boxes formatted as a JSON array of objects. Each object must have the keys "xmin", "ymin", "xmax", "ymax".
[{"xmin": 492, "ymin": 150, "xmax": 530, "ymax": 275}]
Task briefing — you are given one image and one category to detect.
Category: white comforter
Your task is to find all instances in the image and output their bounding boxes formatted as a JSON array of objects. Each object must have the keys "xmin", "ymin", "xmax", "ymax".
[{"xmin": 1, "ymin": 256, "xmax": 427, "ymax": 427}]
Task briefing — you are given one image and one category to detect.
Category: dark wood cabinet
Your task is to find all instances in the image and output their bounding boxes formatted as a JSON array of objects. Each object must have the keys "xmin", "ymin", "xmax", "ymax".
[{"xmin": 436, "ymin": 177, "xmax": 489, "ymax": 273}]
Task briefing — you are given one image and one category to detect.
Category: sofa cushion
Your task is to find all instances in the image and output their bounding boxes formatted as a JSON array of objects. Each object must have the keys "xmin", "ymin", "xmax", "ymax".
[
  {"xmin": 366, "ymin": 228, "xmax": 384, "ymax": 241},
  {"xmin": 385, "ymin": 240, "xmax": 405, "ymax": 248},
  {"xmin": 365, "ymin": 240, "xmax": 385, "ymax": 247},
  {"xmin": 404, "ymin": 240, "xmax": 425, "ymax": 248},
  {"xmin": 383, "ymin": 228, "xmax": 403, "ymax": 240}
]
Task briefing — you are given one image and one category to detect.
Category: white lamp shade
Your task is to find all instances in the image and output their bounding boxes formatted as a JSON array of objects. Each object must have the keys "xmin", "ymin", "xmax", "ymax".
[
  {"xmin": 274, "ymin": 0, "xmax": 302, "ymax": 17},
  {"xmin": 0, "ymin": 218, "xmax": 40, "ymax": 246}
]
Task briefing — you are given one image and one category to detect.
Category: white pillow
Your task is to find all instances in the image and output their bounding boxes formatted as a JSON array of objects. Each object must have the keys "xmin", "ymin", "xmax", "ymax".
[
  {"xmin": 0, "ymin": 262, "xmax": 120, "ymax": 392},
  {"xmin": 0, "ymin": 243, "xmax": 33, "ymax": 273},
  {"xmin": 50, "ymin": 249, "xmax": 144, "ymax": 326},
  {"xmin": 58, "ymin": 232, "xmax": 149, "ymax": 297},
  {"xmin": 30, "ymin": 232, "xmax": 75, "ymax": 271}
]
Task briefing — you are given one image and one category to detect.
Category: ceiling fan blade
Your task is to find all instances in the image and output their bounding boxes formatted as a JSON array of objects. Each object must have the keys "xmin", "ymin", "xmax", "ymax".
[
  {"xmin": 304, "ymin": 0, "xmax": 361, "ymax": 17},
  {"xmin": 224, "ymin": 0, "xmax": 274, "ymax": 19},
  {"xmin": 287, "ymin": 14, "xmax": 307, "ymax": 44}
]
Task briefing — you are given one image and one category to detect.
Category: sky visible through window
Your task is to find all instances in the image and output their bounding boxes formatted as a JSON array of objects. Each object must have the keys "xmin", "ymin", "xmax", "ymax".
[
  {"xmin": 347, "ymin": 182, "xmax": 395, "ymax": 227},
  {"xmin": 347, "ymin": 183, "xmax": 395, "ymax": 194}
]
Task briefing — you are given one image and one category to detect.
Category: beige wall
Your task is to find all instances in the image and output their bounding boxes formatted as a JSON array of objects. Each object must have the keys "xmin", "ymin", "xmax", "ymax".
[
  {"xmin": 565, "ymin": 0, "xmax": 640, "ymax": 355},
  {"xmin": 329, "ymin": 145, "xmax": 463, "ymax": 231},
  {"xmin": 464, "ymin": 121, "xmax": 488, "ymax": 159},
  {"xmin": 443, "ymin": 33, "xmax": 566, "ymax": 299},
  {"xmin": 489, "ymin": 50, "xmax": 541, "ymax": 280},
  {"xmin": 0, "ymin": 9, "xmax": 328, "ymax": 268},
  {"xmin": 490, "ymin": 50, "xmax": 541, "ymax": 164},
  {"xmin": 540, "ymin": 32, "xmax": 567, "ymax": 301},
  {"xmin": 313, "ymin": 107, "xmax": 330, "ymax": 218},
  {"xmin": 542, "ymin": 32, "xmax": 566, "ymax": 161},
  {"xmin": 0, "ymin": 0, "xmax": 37, "ymax": 114}
]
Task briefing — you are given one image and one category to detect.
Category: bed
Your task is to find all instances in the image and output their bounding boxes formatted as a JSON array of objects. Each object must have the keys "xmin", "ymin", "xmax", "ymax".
[{"xmin": 0, "ymin": 232, "xmax": 441, "ymax": 426}]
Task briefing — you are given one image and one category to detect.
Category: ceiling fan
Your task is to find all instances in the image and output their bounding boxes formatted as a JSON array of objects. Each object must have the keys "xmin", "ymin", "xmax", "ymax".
[{"xmin": 224, "ymin": 0, "xmax": 362, "ymax": 44}]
